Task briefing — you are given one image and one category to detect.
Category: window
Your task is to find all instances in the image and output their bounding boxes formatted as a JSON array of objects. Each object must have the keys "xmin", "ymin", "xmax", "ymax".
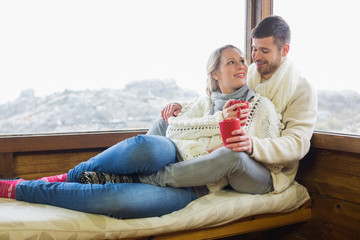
[
  {"xmin": 274, "ymin": 0, "xmax": 360, "ymax": 135},
  {"xmin": 0, "ymin": 0, "xmax": 246, "ymax": 134}
]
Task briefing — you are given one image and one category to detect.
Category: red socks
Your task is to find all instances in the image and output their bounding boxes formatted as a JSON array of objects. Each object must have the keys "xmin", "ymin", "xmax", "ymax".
[
  {"xmin": 37, "ymin": 173, "xmax": 67, "ymax": 182},
  {"xmin": 0, "ymin": 178, "xmax": 24, "ymax": 199},
  {"xmin": 1, "ymin": 174, "xmax": 67, "ymax": 199}
]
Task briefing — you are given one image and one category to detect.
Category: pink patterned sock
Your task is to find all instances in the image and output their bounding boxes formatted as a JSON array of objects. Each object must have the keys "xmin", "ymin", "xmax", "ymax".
[
  {"xmin": 0, "ymin": 178, "xmax": 24, "ymax": 199},
  {"xmin": 37, "ymin": 173, "xmax": 67, "ymax": 182}
]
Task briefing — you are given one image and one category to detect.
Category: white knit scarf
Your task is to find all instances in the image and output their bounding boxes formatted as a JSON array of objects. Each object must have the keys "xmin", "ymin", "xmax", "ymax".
[{"xmin": 247, "ymin": 58, "xmax": 299, "ymax": 114}]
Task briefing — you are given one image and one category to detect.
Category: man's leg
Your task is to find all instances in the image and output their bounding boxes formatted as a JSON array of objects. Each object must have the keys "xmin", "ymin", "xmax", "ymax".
[
  {"xmin": 146, "ymin": 118, "xmax": 168, "ymax": 136},
  {"xmin": 139, "ymin": 147, "xmax": 273, "ymax": 194}
]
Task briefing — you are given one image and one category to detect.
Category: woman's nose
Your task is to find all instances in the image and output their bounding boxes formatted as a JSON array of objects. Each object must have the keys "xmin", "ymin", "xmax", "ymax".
[{"xmin": 238, "ymin": 62, "xmax": 246, "ymax": 69}]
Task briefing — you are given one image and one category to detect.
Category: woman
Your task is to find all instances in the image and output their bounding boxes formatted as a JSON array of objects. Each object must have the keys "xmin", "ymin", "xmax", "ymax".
[{"xmin": 0, "ymin": 45, "xmax": 282, "ymax": 219}]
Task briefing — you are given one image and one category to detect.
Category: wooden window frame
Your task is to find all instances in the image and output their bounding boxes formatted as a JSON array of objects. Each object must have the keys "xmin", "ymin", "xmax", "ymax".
[{"xmin": 245, "ymin": 0, "xmax": 273, "ymax": 62}]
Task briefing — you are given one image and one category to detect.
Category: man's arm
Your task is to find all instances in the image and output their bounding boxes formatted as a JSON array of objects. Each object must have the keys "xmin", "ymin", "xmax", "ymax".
[{"xmin": 251, "ymin": 78, "xmax": 317, "ymax": 164}]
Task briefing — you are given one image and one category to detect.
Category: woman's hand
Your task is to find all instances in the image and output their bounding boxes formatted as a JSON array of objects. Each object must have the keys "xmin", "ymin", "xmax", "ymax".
[
  {"xmin": 222, "ymin": 100, "xmax": 250, "ymax": 123},
  {"xmin": 161, "ymin": 103, "xmax": 182, "ymax": 124},
  {"xmin": 222, "ymin": 100, "xmax": 238, "ymax": 119},
  {"xmin": 225, "ymin": 129, "xmax": 253, "ymax": 155}
]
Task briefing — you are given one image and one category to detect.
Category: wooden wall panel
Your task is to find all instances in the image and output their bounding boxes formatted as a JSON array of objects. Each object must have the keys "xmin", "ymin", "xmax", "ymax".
[
  {"xmin": 311, "ymin": 194, "xmax": 360, "ymax": 233},
  {"xmin": 297, "ymin": 148, "xmax": 360, "ymax": 204},
  {"xmin": 294, "ymin": 144, "xmax": 360, "ymax": 240},
  {"xmin": 13, "ymin": 149, "xmax": 104, "ymax": 180},
  {"xmin": 0, "ymin": 152, "xmax": 13, "ymax": 178}
]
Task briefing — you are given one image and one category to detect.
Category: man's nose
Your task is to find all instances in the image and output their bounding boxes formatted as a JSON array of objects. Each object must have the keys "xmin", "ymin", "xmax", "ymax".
[{"xmin": 252, "ymin": 51, "xmax": 261, "ymax": 61}]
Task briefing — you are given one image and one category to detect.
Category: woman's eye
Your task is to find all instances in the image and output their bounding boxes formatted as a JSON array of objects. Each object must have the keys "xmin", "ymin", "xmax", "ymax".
[
  {"xmin": 240, "ymin": 60, "xmax": 245, "ymax": 63},
  {"xmin": 228, "ymin": 61, "xmax": 234, "ymax": 65}
]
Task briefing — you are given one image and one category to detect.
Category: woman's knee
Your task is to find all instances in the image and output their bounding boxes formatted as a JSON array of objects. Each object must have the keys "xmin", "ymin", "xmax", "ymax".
[
  {"xmin": 134, "ymin": 135, "xmax": 176, "ymax": 156},
  {"xmin": 128, "ymin": 135, "xmax": 177, "ymax": 169}
]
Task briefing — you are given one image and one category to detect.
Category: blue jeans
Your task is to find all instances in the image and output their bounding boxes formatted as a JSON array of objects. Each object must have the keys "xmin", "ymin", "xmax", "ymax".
[{"xmin": 16, "ymin": 135, "xmax": 197, "ymax": 219}]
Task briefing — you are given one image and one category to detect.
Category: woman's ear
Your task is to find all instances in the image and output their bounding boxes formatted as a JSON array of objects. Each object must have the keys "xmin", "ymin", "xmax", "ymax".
[{"xmin": 212, "ymin": 70, "xmax": 219, "ymax": 81}]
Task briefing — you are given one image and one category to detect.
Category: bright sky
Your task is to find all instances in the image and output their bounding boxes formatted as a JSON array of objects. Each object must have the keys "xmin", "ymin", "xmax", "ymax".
[
  {"xmin": 0, "ymin": 0, "xmax": 245, "ymax": 104},
  {"xmin": 275, "ymin": 0, "xmax": 360, "ymax": 93},
  {"xmin": 0, "ymin": 0, "xmax": 359, "ymax": 104}
]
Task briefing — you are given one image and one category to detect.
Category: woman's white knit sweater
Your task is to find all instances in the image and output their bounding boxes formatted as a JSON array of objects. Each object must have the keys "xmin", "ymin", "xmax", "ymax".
[{"xmin": 166, "ymin": 94, "xmax": 283, "ymax": 192}]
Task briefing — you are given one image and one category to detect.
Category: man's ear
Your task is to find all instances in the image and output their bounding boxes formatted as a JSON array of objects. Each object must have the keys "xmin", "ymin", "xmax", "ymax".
[
  {"xmin": 212, "ymin": 70, "xmax": 219, "ymax": 81},
  {"xmin": 282, "ymin": 43, "xmax": 290, "ymax": 57}
]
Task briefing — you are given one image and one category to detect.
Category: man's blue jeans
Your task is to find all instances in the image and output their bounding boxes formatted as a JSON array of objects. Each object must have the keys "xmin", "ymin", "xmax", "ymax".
[{"xmin": 16, "ymin": 135, "xmax": 197, "ymax": 219}]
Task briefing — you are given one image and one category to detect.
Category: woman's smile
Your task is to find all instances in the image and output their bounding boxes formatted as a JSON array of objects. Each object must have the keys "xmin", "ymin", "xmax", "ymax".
[{"xmin": 234, "ymin": 72, "xmax": 246, "ymax": 78}]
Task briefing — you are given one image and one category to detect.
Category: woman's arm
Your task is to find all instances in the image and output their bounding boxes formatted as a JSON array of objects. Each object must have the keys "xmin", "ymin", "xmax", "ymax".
[{"xmin": 166, "ymin": 97, "xmax": 224, "ymax": 140}]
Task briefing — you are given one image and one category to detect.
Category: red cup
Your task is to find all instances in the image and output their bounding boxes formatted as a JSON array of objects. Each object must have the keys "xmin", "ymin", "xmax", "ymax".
[
  {"xmin": 219, "ymin": 118, "xmax": 241, "ymax": 146},
  {"xmin": 230, "ymin": 100, "xmax": 249, "ymax": 126}
]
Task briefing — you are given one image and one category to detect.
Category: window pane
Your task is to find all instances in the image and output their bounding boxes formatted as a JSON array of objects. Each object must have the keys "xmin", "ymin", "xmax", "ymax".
[
  {"xmin": 0, "ymin": 0, "xmax": 245, "ymax": 134},
  {"xmin": 274, "ymin": 0, "xmax": 360, "ymax": 135}
]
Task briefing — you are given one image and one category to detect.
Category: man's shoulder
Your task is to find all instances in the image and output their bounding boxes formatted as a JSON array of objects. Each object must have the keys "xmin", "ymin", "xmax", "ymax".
[
  {"xmin": 294, "ymin": 76, "xmax": 316, "ymax": 98},
  {"xmin": 297, "ymin": 76, "xmax": 314, "ymax": 91},
  {"xmin": 291, "ymin": 76, "xmax": 317, "ymax": 109}
]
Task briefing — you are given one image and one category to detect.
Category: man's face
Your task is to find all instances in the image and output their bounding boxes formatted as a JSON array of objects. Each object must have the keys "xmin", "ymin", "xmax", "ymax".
[{"xmin": 251, "ymin": 36, "xmax": 285, "ymax": 80}]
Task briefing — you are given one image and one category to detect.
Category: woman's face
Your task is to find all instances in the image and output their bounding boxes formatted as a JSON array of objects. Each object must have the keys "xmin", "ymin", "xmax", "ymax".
[{"xmin": 212, "ymin": 48, "xmax": 248, "ymax": 94}]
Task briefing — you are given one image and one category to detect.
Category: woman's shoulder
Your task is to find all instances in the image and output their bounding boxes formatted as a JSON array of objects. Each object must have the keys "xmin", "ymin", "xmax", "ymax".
[
  {"xmin": 181, "ymin": 95, "xmax": 209, "ymax": 107},
  {"xmin": 178, "ymin": 95, "xmax": 212, "ymax": 116}
]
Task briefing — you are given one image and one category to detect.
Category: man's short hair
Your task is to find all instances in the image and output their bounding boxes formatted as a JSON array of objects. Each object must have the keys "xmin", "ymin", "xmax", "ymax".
[{"xmin": 251, "ymin": 15, "xmax": 291, "ymax": 50}]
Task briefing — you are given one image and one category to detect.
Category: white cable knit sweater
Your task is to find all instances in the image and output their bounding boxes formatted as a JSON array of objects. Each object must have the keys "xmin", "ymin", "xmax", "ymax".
[
  {"xmin": 166, "ymin": 94, "xmax": 283, "ymax": 192},
  {"xmin": 247, "ymin": 59, "xmax": 318, "ymax": 193}
]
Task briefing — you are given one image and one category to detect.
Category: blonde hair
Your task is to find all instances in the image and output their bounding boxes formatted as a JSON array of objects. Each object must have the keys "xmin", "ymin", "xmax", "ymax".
[{"xmin": 206, "ymin": 45, "xmax": 245, "ymax": 96}]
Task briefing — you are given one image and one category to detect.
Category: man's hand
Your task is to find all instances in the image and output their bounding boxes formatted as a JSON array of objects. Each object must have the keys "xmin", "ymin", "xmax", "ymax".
[
  {"xmin": 207, "ymin": 144, "xmax": 224, "ymax": 153},
  {"xmin": 161, "ymin": 103, "xmax": 182, "ymax": 124},
  {"xmin": 225, "ymin": 129, "xmax": 253, "ymax": 155}
]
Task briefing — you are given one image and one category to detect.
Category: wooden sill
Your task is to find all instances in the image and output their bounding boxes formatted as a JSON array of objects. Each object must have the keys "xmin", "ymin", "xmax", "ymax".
[{"xmin": 0, "ymin": 130, "xmax": 359, "ymax": 154}]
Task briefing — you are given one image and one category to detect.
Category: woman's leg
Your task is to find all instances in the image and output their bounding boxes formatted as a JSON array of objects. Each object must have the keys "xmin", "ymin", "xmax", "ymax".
[
  {"xmin": 67, "ymin": 135, "xmax": 177, "ymax": 182},
  {"xmin": 16, "ymin": 181, "xmax": 197, "ymax": 219},
  {"xmin": 139, "ymin": 147, "xmax": 273, "ymax": 194}
]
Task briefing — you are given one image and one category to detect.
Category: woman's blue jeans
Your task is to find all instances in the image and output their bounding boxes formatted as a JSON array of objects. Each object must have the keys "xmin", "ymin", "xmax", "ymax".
[{"xmin": 16, "ymin": 135, "xmax": 197, "ymax": 219}]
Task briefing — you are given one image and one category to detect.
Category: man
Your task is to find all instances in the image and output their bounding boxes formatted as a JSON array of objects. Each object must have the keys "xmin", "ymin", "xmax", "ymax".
[
  {"xmin": 242, "ymin": 15, "xmax": 317, "ymax": 192},
  {"xmin": 148, "ymin": 15, "xmax": 317, "ymax": 193}
]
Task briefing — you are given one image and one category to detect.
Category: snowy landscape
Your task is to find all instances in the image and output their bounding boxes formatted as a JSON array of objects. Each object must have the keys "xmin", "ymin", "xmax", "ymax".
[{"xmin": 0, "ymin": 80, "xmax": 359, "ymax": 135}]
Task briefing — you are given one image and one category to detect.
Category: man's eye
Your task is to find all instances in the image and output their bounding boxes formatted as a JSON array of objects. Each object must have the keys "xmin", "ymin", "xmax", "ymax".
[
  {"xmin": 262, "ymin": 50, "xmax": 269, "ymax": 54},
  {"xmin": 240, "ymin": 60, "xmax": 245, "ymax": 63}
]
